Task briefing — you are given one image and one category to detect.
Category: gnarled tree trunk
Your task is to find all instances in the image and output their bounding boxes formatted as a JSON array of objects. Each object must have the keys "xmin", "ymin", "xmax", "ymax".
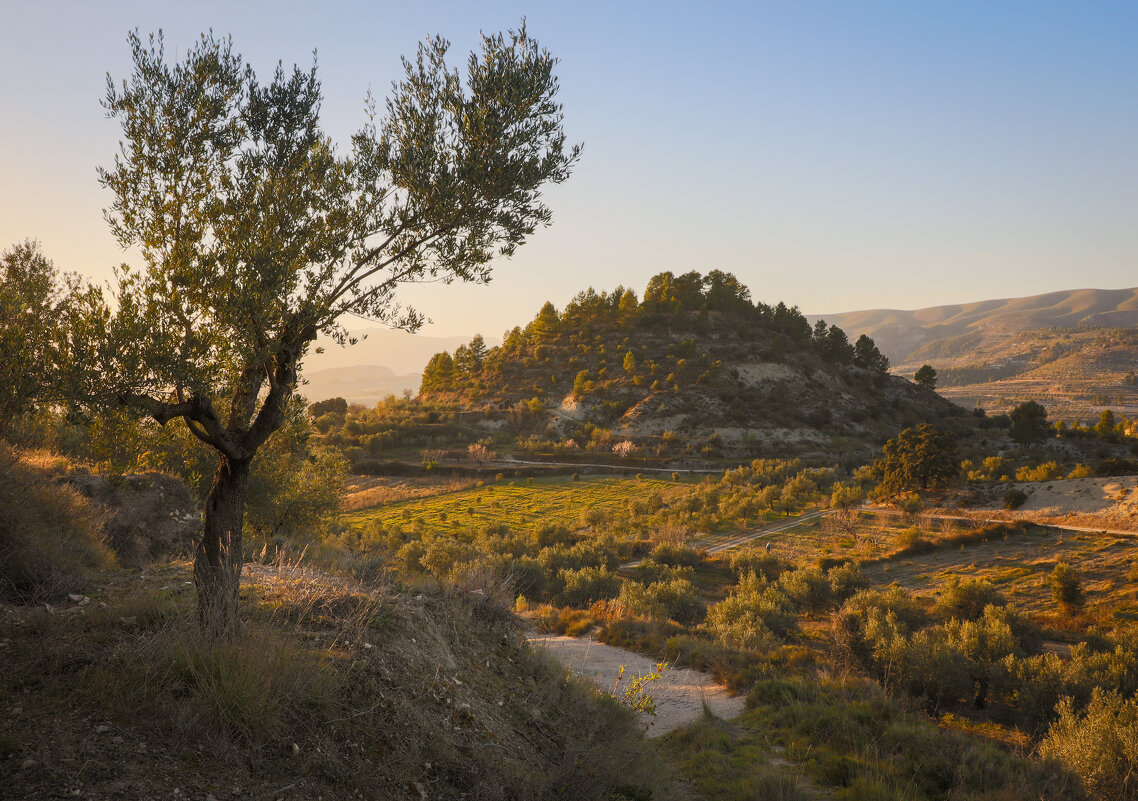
[{"xmin": 194, "ymin": 454, "xmax": 251, "ymax": 637}]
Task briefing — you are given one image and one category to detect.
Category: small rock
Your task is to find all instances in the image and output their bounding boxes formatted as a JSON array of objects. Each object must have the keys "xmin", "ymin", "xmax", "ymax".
[
  {"xmin": 68, "ymin": 594, "xmax": 87, "ymax": 603},
  {"xmin": 291, "ymin": 742, "xmax": 300, "ymax": 756},
  {"xmin": 20, "ymin": 758, "xmax": 35, "ymax": 770},
  {"xmin": 95, "ymin": 725, "xmax": 111, "ymax": 734}
]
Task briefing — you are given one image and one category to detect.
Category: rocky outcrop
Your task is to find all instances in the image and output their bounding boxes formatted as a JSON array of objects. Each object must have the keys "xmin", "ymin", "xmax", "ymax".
[{"xmin": 61, "ymin": 473, "xmax": 199, "ymax": 564}]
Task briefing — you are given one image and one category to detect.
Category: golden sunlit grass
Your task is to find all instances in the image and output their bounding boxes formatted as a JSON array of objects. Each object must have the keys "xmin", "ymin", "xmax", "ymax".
[
  {"xmin": 341, "ymin": 475, "xmax": 480, "ymax": 511},
  {"xmin": 342, "ymin": 474, "xmax": 695, "ymax": 535}
]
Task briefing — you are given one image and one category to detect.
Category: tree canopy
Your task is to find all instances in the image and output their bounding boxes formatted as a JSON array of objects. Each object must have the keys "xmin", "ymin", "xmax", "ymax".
[
  {"xmin": 914, "ymin": 365, "xmax": 938, "ymax": 391},
  {"xmin": 0, "ymin": 241, "xmax": 87, "ymax": 433},
  {"xmin": 873, "ymin": 423, "xmax": 959, "ymax": 494},
  {"xmin": 1008, "ymin": 401, "xmax": 1050, "ymax": 445},
  {"xmin": 71, "ymin": 26, "xmax": 578, "ymax": 634}
]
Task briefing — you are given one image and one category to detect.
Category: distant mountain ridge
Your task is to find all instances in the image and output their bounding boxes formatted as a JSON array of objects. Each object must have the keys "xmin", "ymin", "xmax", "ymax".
[
  {"xmin": 810, "ymin": 287, "xmax": 1138, "ymax": 366},
  {"xmin": 300, "ymin": 365, "xmax": 420, "ymax": 407}
]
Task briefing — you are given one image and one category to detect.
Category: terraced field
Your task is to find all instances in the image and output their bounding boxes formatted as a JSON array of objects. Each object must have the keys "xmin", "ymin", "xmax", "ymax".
[
  {"xmin": 863, "ymin": 526, "xmax": 1138, "ymax": 619},
  {"xmin": 753, "ymin": 513, "xmax": 1138, "ymax": 621},
  {"xmin": 342, "ymin": 475, "xmax": 698, "ymax": 534}
]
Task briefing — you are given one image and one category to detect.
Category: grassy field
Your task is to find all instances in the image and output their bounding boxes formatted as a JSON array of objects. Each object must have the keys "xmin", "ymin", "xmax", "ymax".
[
  {"xmin": 342, "ymin": 474, "xmax": 698, "ymax": 535},
  {"xmin": 864, "ymin": 526, "xmax": 1138, "ymax": 620}
]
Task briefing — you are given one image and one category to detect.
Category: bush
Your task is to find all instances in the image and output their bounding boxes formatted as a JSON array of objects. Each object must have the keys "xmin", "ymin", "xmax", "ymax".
[
  {"xmin": 1050, "ymin": 562, "xmax": 1084, "ymax": 614},
  {"xmin": 778, "ymin": 567, "xmax": 832, "ymax": 614},
  {"xmin": 728, "ymin": 547, "xmax": 786, "ymax": 580},
  {"xmin": 827, "ymin": 562, "xmax": 868, "ymax": 602},
  {"xmin": 618, "ymin": 578, "xmax": 705, "ymax": 625},
  {"xmin": 1002, "ymin": 487, "xmax": 1028, "ymax": 510},
  {"xmin": 1097, "ymin": 457, "xmax": 1138, "ymax": 477},
  {"xmin": 557, "ymin": 566, "xmax": 621, "ymax": 607},
  {"xmin": 842, "ymin": 587, "xmax": 929, "ymax": 632},
  {"xmin": 1016, "ymin": 461, "xmax": 1063, "ymax": 482},
  {"xmin": 937, "ymin": 577, "xmax": 1006, "ymax": 621},
  {"xmin": 649, "ymin": 542, "xmax": 703, "ymax": 567},
  {"xmin": 1039, "ymin": 689, "xmax": 1138, "ymax": 801},
  {"xmin": 705, "ymin": 571, "xmax": 797, "ymax": 651}
]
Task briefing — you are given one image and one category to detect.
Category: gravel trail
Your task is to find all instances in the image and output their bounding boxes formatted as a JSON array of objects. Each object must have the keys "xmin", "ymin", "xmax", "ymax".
[{"xmin": 528, "ymin": 633, "xmax": 745, "ymax": 737}]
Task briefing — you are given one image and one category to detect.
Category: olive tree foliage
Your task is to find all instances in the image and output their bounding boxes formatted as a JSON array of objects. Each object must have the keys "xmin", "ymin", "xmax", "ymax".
[
  {"xmin": 0, "ymin": 241, "xmax": 89, "ymax": 436},
  {"xmin": 71, "ymin": 27, "xmax": 579, "ymax": 634}
]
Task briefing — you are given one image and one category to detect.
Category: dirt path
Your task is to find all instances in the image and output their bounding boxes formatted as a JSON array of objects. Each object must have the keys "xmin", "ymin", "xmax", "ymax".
[{"xmin": 528, "ymin": 632, "xmax": 745, "ymax": 737}]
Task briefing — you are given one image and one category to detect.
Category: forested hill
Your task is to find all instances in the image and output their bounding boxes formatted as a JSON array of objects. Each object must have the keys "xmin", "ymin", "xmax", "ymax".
[{"xmin": 418, "ymin": 270, "xmax": 964, "ymax": 462}]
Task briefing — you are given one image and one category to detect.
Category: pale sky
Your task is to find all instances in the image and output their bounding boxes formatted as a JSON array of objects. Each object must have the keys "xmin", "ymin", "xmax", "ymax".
[{"xmin": 2, "ymin": 1, "xmax": 1135, "ymax": 338}]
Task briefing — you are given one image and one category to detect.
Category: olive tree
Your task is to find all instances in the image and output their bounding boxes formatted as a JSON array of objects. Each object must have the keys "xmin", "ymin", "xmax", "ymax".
[
  {"xmin": 0, "ymin": 240, "xmax": 85, "ymax": 436},
  {"xmin": 74, "ymin": 27, "xmax": 578, "ymax": 634}
]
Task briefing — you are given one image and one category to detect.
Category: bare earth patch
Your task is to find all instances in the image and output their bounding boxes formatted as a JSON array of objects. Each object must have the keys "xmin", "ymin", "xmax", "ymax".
[
  {"xmin": 528, "ymin": 632, "xmax": 745, "ymax": 737},
  {"xmin": 958, "ymin": 476, "xmax": 1138, "ymax": 531}
]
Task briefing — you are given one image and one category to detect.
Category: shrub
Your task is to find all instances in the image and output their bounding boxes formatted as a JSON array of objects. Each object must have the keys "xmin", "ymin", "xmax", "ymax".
[
  {"xmin": 937, "ymin": 577, "xmax": 1006, "ymax": 621},
  {"xmin": 649, "ymin": 542, "xmax": 703, "ymax": 567},
  {"xmin": 1050, "ymin": 562, "xmax": 1084, "ymax": 614},
  {"xmin": 557, "ymin": 566, "xmax": 621, "ymax": 607},
  {"xmin": 729, "ymin": 547, "xmax": 786, "ymax": 580},
  {"xmin": 778, "ymin": 567, "xmax": 832, "ymax": 614},
  {"xmin": 827, "ymin": 562, "xmax": 868, "ymax": 602},
  {"xmin": 618, "ymin": 578, "xmax": 705, "ymax": 625},
  {"xmin": 842, "ymin": 587, "xmax": 929, "ymax": 632},
  {"xmin": 1039, "ymin": 689, "xmax": 1138, "ymax": 801},
  {"xmin": 1002, "ymin": 487, "xmax": 1028, "ymax": 510},
  {"xmin": 1016, "ymin": 461, "xmax": 1063, "ymax": 482},
  {"xmin": 395, "ymin": 540, "xmax": 427, "ymax": 574},
  {"xmin": 705, "ymin": 571, "xmax": 797, "ymax": 651},
  {"xmin": 539, "ymin": 539, "xmax": 619, "ymax": 574}
]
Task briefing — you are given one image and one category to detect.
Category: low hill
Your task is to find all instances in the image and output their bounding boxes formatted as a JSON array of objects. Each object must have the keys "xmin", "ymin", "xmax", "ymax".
[{"xmin": 418, "ymin": 270, "xmax": 964, "ymax": 464}]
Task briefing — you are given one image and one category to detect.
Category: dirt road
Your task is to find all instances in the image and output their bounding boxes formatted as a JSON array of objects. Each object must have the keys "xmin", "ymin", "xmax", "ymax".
[{"xmin": 528, "ymin": 632, "xmax": 745, "ymax": 737}]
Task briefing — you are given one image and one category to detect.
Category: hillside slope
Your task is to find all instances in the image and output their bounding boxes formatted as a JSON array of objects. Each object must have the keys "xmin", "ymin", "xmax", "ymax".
[
  {"xmin": 812, "ymin": 288, "xmax": 1138, "ymax": 421},
  {"xmin": 812, "ymin": 286, "xmax": 1138, "ymax": 365},
  {"xmin": 419, "ymin": 271, "xmax": 964, "ymax": 463}
]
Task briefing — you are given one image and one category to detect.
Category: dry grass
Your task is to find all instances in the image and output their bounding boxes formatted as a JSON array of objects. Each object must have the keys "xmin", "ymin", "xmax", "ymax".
[
  {"xmin": 0, "ymin": 442, "xmax": 114, "ymax": 603},
  {"xmin": 1, "ymin": 554, "xmax": 673, "ymax": 800}
]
